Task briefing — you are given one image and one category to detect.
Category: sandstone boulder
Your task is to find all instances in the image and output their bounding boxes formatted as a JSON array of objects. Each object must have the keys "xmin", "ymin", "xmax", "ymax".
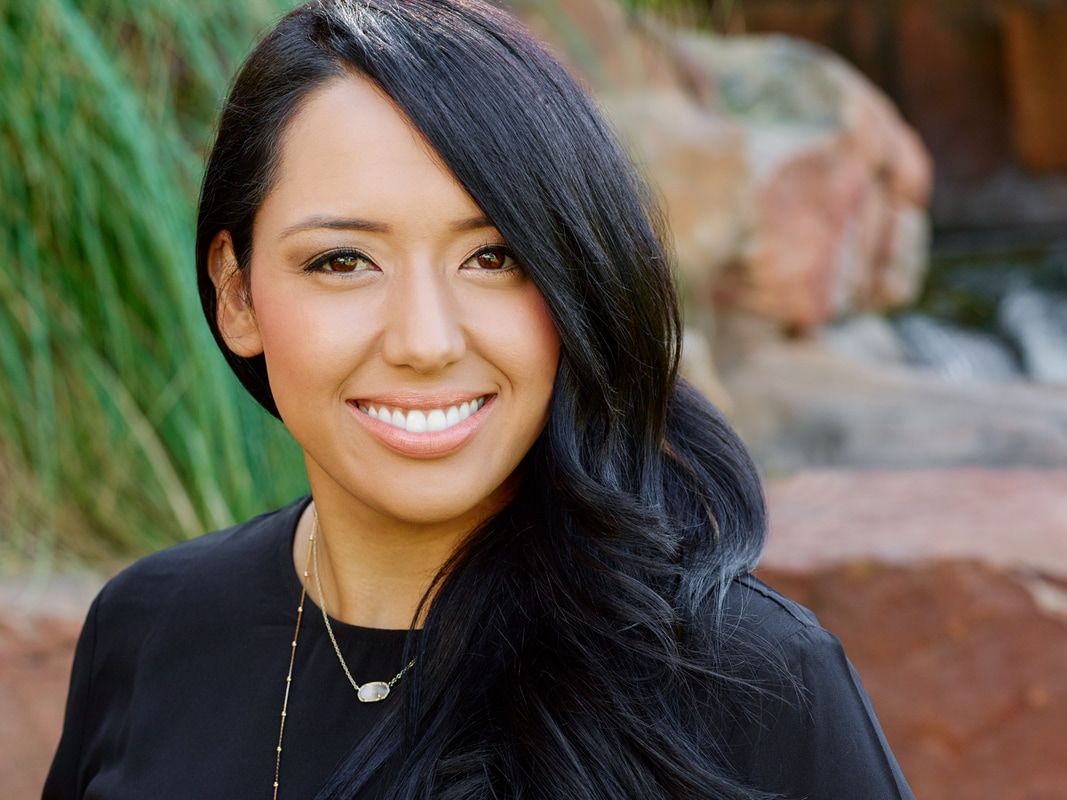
[
  {"xmin": 602, "ymin": 91, "xmax": 748, "ymax": 289},
  {"xmin": 716, "ymin": 332, "xmax": 1067, "ymax": 474},
  {"xmin": 506, "ymin": 0, "xmax": 934, "ymax": 330},
  {"xmin": 670, "ymin": 31, "xmax": 933, "ymax": 329}
]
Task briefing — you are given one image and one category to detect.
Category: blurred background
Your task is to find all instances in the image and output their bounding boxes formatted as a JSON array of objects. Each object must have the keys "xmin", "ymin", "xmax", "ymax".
[{"xmin": 2, "ymin": 0, "xmax": 1065, "ymax": 797}]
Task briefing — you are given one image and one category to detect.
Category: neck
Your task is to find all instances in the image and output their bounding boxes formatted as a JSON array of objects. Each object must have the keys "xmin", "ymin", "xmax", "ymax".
[{"xmin": 293, "ymin": 463, "xmax": 512, "ymax": 630}]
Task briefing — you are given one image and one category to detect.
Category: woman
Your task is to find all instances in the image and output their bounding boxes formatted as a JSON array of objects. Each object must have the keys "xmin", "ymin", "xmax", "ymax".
[{"xmin": 43, "ymin": 1, "xmax": 916, "ymax": 798}]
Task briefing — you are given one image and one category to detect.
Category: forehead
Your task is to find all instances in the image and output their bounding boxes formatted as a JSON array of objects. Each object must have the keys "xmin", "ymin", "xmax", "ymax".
[{"xmin": 258, "ymin": 74, "xmax": 483, "ymax": 233}]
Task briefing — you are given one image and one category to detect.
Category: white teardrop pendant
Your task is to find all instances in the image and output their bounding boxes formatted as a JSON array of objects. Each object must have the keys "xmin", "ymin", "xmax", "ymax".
[{"xmin": 357, "ymin": 681, "xmax": 391, "ymax": 702}]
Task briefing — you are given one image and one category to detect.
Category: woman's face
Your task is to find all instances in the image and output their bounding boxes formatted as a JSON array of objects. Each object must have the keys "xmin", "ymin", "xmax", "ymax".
[{"xmin": 214, "ymin": 75, "xmax": 561, "ymax": 526}]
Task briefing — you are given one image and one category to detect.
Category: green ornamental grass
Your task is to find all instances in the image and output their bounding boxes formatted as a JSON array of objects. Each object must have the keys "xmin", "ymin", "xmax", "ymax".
[{"xmin": 0, "ymin": 0, "xmax": 305, "ymax": 567}]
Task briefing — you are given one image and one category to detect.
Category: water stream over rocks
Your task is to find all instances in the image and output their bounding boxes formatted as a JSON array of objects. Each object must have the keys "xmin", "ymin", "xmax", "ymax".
[{"xmin": 895, "ymin": 234, "xmax": 1067, "ymax": 386}]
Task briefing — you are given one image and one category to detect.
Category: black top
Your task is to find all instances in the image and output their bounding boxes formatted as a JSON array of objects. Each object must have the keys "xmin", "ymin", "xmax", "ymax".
[{"xmin": 43, "ymin": 495, "xmax": 916, "ymax": 799}]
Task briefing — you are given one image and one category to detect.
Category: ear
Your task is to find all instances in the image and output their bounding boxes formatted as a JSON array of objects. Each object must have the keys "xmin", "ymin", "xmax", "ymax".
[{"xmin": 207, "ymin": 230, "xmax": 264, "ymax": 358}]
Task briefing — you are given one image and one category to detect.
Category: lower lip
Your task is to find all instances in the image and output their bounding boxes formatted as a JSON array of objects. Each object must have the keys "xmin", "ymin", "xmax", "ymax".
[{"xmin": 346, "ymin": 395, "xmax": 496, "ymax": 459}]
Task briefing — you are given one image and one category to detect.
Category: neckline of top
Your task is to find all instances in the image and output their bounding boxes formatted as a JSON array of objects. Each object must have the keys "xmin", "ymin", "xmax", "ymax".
[{"xmin": 275, "ymin": 494, "xmax": 420, "ymax": 642}]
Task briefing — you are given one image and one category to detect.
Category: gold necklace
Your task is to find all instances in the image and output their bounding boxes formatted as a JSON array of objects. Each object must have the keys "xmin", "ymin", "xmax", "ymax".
[
  {"xmin": 272, "ymin": 521, "xmax": 312, "ymax": 800},
  {"xmin": 310, "ymin": 508, "xmax": 417, "ymax": 702},
  {"xmin": 272, "ymin": 507, "xmax": 417, "ymax": 798}
]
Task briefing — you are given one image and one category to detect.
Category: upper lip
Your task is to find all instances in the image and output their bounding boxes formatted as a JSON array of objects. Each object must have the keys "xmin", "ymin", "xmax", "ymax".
[{"xmin": 349, "ymin": 391, "xmax": 495, "ymax": 411}]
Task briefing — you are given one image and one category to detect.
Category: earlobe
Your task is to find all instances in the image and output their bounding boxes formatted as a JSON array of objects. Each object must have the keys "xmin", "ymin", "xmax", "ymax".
[{"xmin": 207, "ymin": 231, "xmax": 264, "ymax": 358}]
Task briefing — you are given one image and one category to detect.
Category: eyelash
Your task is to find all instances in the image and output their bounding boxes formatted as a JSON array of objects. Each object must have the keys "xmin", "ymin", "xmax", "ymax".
[{"xmin": 302, "ymin": 244, "xmax": 522, "ymax": 278}]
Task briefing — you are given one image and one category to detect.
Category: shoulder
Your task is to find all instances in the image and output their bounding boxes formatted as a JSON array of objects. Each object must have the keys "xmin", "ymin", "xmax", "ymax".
[
  {"xmin": 722, "ymin": 571, "xmax": 822, "ymax": 643},
  {"xmin": 721, "ymin": 572, "xmax": 857, "ymax": 685},
  {"xmin": 42, "ymin": 497, "xmax": 310, "ymax": 793},
  {"xmin": 717, "ymin": 572, "xmax": 853, "ymax": 723},
  {"xmin": 718, "ymin": 572, "xmax": 859, "ymax": 723},
  {"xmin": 92, "ymin": 496, "xmax": 308, "ymax": 633}
]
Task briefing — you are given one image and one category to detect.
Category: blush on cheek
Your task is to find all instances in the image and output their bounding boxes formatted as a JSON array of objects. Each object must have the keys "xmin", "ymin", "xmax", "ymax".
[
  {"xmin": 249, "ymin": 285, "xmax": 340, "ymax": 418},
  {"xmin": 525, "ymin": 290, "xmax": 562, "ymax": 369},
  {"xmin": 255, "ymin": 284, "xmax": 387, "ymax": 427}
]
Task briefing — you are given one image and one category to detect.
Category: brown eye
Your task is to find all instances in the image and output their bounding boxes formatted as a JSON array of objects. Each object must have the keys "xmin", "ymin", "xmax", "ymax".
[
  {"xmin": 466, "ymin": 246, "xmax": 519, "ymax": 273},
  {"xmin": 325, "ymin": 253, "xmax": 373, "ymax": 273},
  {"xmin": 304, "ymin": 249, "xmax": 376, "ymax": 275}
]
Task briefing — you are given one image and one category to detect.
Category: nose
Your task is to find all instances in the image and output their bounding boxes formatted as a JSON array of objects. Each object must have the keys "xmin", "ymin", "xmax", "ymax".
[{"xmin": 380, "ymin": 267, "xmax": 466, "ymax": 373}]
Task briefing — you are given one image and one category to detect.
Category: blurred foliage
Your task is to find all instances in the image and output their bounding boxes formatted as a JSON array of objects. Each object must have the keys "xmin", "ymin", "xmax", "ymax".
[{"xmin": 0, "ymin": 0, "xmax": 307, "ymax": 567}]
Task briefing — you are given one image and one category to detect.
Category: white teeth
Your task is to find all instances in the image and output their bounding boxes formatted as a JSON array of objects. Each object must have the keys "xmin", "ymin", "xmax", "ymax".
[
  {"xmin": 426, "ymin": 409, "xmax": 448, "ymax": 432},
  {"xmin": 357, "ymin": 395, "xmax": 489, "ymax": 433}
]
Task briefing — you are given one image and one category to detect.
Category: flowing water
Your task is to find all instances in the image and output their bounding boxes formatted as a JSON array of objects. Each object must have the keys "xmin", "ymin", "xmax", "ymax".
[{"xmin": 890, "ymin": 229, "xmax": 1067, "ymax": 384}]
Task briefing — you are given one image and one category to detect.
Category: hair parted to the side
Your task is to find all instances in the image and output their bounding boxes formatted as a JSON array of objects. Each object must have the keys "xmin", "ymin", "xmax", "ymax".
[{"xmin": 196, "ymin": 1, "xmax": 788, "ymax": 797}]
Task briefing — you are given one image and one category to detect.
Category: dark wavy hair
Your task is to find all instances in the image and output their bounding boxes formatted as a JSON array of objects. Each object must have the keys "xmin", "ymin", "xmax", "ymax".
[{"xmin": 196, "ymin": 1, "xmax": 780, "ymax": 797}]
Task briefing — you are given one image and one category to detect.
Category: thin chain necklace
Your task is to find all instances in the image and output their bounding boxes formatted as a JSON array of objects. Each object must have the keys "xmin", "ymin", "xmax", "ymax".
[
  {"xmin": 272, "ymin": 505, "xmax": 417, "ymax": 799},
  {"xmin": 272, "ymin": 523, "xmax": 311, "ymax": 800},
  {"xmin": 310, "ymin": 507, "xmax": 417, "ymax": 702}
]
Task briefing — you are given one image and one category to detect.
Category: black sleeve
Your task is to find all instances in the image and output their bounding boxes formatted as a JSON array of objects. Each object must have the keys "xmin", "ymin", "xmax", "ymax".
[
  {"xmin": 737, "ymin": 624, "xmax": 916, "ymax": 800},
  {"xmin": 41, "ymin": 586, "xmax": 104, "ymax": 800}
]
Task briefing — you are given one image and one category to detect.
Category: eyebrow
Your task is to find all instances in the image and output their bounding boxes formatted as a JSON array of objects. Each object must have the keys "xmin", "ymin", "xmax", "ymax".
[{"xmin": 280, "ymin": 213, "xmax": 496, "ymax": 238}]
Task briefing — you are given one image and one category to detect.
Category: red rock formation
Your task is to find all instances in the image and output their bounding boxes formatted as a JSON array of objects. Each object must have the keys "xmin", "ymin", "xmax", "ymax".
[{"xmin": 759, "ymin": 467, "xmax": 1067, "ymax": 800}]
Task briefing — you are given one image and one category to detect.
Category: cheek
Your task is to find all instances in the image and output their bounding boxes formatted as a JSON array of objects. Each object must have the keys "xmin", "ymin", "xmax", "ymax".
[
  {"xmin": 249, "ymin": 276, "xmax": 359, "ymax": 393},
  {"xmin": 505, "ymin": 285, "xmax": 561, "ymax": 391},
  {"xmin": 533, "ymin": 301, "xmax": 562, "ymax": 379}
]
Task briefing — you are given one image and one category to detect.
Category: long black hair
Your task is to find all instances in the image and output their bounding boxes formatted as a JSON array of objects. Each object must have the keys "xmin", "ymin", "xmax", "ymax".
[{"xmin": 196, "ymin": 1, "xmax": 781, "ymax": 797}]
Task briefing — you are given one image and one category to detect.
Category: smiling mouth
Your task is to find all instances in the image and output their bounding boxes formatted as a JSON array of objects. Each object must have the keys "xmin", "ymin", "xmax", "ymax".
[{"xmin": 353, "ymin": 394, "xmax": 494, "ymax": 433}]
